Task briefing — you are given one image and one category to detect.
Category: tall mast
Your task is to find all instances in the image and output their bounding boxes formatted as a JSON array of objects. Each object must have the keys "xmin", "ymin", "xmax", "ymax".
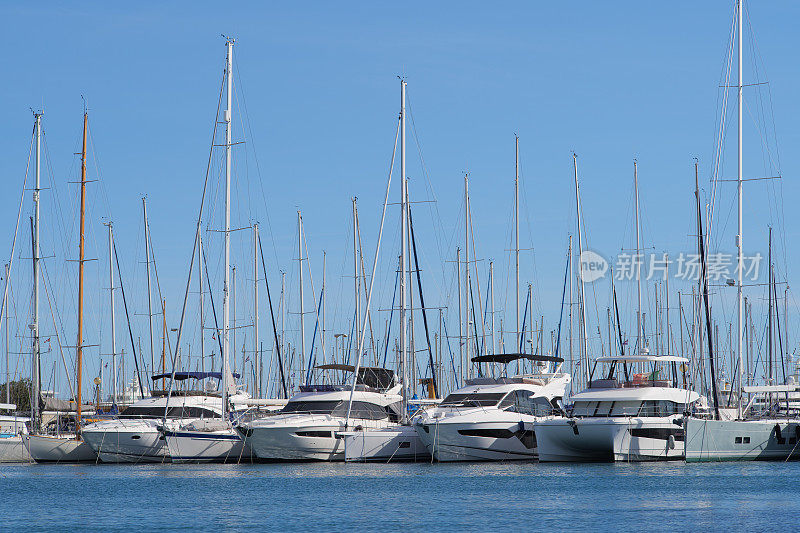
[
  {"xmin": 297, "ymin": 211, "xmax": 305, "ymax": 377},
  {"xmin": 573, "ymin": 154, "xmax": 589, "ymax": 386},
  {"xmin": 634, "ymin": 160, "xmax": 643, "ymax": 354},
  {"xmin": 4, "ymin": 264, "xmax": 8, "ymax": 406},
  {"xmin": 253, "ymin": 223, "xmax": 259, "ymax": 397},
  {"xmin": 464, "ymin": 174, "xmax": 471, "ymax": 370},
  {"xmin": 456, "ymin": 247, "xmax": 462, "ymax": 383},
  {"xmin": 399, "ymin": 78, "xmax": 408, "ymax": 422},
  {"xmin": 515, "ymin": 136, "xmax": 520, "ymax": 355},
  {"xmin": 76, "ymin": 110, "xmax": 88, "ymax": 430},
  {"xmin": 490, "ymin": 260, "xmax": 496, "ymax": 356},
  {"xmin": 142, "ymin": 198, "xmax": 154, "ymax": 378},
  {"xmin": 198, "ymin": 228, "xmax": 205, "ymax": 375},
  {"xmin": 568, "ymin": 236, "xmax": 573, "ymax": 376},
  {"xmin": 736, "ymin": 0, "xmax": 744, "ymax": 415},
  {"xmin": 107, "ymin": 222, "xmax": 117, "ymax": 405},
  {"xmin": 32, "ymin": 111, "xmax": 42, "ymax": 426},
  {"xmin": 352, "ymin": 198, "xmax": 360, "ymax": 362},
  {"xmin": 221, "ymin": 37, "xmax": 234, "ymax": 415},
  {"xmin": 322, "ymin": 251, "xmax": 327, "ymax": 366}
]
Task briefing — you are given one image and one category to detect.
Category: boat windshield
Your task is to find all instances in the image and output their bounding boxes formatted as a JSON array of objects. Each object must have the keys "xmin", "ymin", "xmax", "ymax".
[
  {"xmin": 571, "ymin": 400, "xmax": 685, "ymax": 417},
  {"xmin": 281, "ymin": 400, "xmax": 388, "ymax": 420},
  {"xmin": 440, "ymin": 392, "xmax": 506, "ymax": 408}
]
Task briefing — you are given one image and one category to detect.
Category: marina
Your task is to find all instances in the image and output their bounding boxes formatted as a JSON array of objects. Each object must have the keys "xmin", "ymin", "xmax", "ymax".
[{"xmin": 2, "ymin": 0, "xmax": 800, "ymax": 530}]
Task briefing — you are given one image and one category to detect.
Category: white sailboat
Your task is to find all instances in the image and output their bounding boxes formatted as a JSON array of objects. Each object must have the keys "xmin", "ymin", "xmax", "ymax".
[
  {"xmin": 25, "ymin": 110, "xmax": 96, "ymax": 463},
  {"xmin": 684, "ymin": 0, "xmax": 800, "ymax": 462},
  {"xmin": 158, "ymin": 37, "xmax": 255, "ymax": 463}
]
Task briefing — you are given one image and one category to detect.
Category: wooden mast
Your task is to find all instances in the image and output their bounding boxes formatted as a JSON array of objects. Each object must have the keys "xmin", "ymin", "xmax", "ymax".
[{"xmin": 76, "ymin": 111, "xmax": 88, "ymax": 433}]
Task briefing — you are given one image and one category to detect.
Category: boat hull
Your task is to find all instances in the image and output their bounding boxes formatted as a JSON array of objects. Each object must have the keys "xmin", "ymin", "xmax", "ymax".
[
  {"xmin": 243, "ymin": 414, "xmax": 397, "ymax": 462},
  {"xmin": 24, "ymin": 434, "xmax": 97, "ymax": 463},
  {"xmin": 82, "ymin": 421, "xmax": 168, "ymax": 463},
  {"xmin": 535, "ymin": 416, "xmax": 685, "ymax": 462},
  {"xmin": 685, "ymin": 417, "xmax": 800, "ymax": 462},
  {"xmin": 164, "ymin": 428, "xmax": 252, "ymax": 463},
  {"xmin": 344, "ymin": 426, "xmax": 430, "ymax": 462},
  {"xmin": 0, "ymin": 435, "xmax": 33, "ymax": 462},
  {"xmin": 415, "ymin": 420, "xmax": 537, "ymax": 462}
]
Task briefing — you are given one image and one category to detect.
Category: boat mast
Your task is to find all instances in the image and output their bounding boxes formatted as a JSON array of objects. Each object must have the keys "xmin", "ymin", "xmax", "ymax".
[
  {"xmin": 736, "ymin": 0, "xmax": 744, "ymax": 416},
  {"xmin": 4, "ymin": 264, "xmax": 8, "ymax": 406},
  {"xmin": 222, "ymin": 37, "xmax": 234, "ymax": 415},
  {"xmin": 634, "ymin": 160, "xmax": 643, "ymax": 354},
  {"xmin": 253, "ymin": 223, "xmax": 259, "ymax": 396},
  {"xmin": 399, "ymin": 78, "xmax": 408, "ymax": 422},
  {"xmin": 297, "ymin": 210, "xmax": 305, "ymax": 378},
  {"xmin": 515, "ymin": 136, "xmax": 520, "ymax": 355},
  {"xmin": 456, "ymin": 247, "xmax": 462, "ymax": 383},
  {"xmin": 464, "ymin": 174, "xmax": 471, "ymax": 372},
  {"xmin": 352, "ymin": 198, "xmax": 360, "ymax": 364},
  {"xmin": 490, "ymin": 260, "xmax": 496, "ymax": 356},
  {"xmin": 143, "ymin": 197, "xmax": 155, "ymax": 378},
  {"xmin": 198, "ymin": 227, "xmax": 205, "ymax": 375},
  {"xmin": 107, "ymin": 222, "xmax": 117, "ymax": 406},
  {"xmin": 76, "ymin": 110, "xmax": 88, "ymax": 431},
  {"xmin": 32, "ymin": 111, "xmax": 42, "ymax": 427},
  {"xmin": 573, "ymin": 154, "xmax": 589, "ymax": 387}
]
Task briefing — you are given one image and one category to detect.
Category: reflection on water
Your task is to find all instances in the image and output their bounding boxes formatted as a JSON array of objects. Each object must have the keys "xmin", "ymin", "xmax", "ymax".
[{"xmin": 3, "ymin": 461, "xmax": 800, "ymax": 531}]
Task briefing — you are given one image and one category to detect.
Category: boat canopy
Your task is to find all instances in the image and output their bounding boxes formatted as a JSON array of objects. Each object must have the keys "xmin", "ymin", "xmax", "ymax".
[
  {"xmin": 471, "ymin": 353, "xmax": 564, "ymax": 364},
  {"xmin": 314, "ymin": 365, "xmax": 395, "ymax": 391},
  {"xmin": 593, "ymin": 355, "xmax": 688, "ymax": 364},
  {"xmin": 150, "ymin": 371, "xmax": 241, "ymax": 381}
]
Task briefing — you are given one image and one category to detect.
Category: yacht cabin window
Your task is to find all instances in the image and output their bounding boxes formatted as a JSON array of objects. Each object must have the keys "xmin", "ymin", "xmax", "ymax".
[
  {"xmin": 440, "ymin": 392, "xmax": 506, "ymax": 408},
  {"xmin": 280, "ymin": 400, "xmax": 388, "ymax": 420},
  {"xmin": 498, "ymin": 390, "xmax": 557, "ymax": 416},
  {"xmin": 571, "ymin": 399, "xmax": 685, "ymax": 418}
]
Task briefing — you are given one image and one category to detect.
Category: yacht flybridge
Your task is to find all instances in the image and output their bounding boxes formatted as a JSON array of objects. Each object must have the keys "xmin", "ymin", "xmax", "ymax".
[
  {"xmin": 535, "ymin": 355, "xmax": 701, "ymax": 462},
  {"xmin": 413, "ymin": 353, "xmax": 570, "ymax": 462},
  {"xmin": 238, "ymin": 365, "xmax": 402, "ymax": 461}
]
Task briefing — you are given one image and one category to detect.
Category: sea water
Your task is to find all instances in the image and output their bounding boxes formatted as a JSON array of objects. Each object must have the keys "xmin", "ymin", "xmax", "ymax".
[{"xmin": 2, "ymin": 461, "xmax": 799, "ymax": 531}]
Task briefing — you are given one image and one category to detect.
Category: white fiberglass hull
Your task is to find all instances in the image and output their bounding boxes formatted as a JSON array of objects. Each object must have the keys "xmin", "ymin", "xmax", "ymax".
[
  {"xmin": 535, "ymin": 417, "xmax": 684, "ymax": 462},
  {"xmin": 344, "ymin": 425, "xmax": 429, "ymax": 462},
  {"xmin": 243, "ymin": 414, "xmax": 395, "ymax": 462},
  {"xmin": 0, "ymin": 435, "xmax": 33, "ymax": 462},
  {"xmin": 415, "ymin": 419, "xmax": 537, "ymax": 462},
  {"xmin": 164, "ymin": 424, "xmax": 252, "ymax": 463},
  {"xmin": 23, "ymin": 434, "xmax": 97, "ymax": 463},
  {"xmin": 685, "ymin": 418, "xmax": 800, "ymax": 462},
  {"xmin": 82, "ymin": 420, "xmax": 168, "ymax": 463}
]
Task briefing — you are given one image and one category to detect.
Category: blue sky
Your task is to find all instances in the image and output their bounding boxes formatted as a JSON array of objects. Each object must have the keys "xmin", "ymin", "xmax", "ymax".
[{"xmin": 1, "ymin": 1, "xmax": 798, "ymax": 397}]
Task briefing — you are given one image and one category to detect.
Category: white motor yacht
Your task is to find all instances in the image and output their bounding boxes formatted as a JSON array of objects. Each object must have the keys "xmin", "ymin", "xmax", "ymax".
[
  {"xmin": 414, "ymin": 361, "xmax": 571, "ymax": 462},
  {"xmin": 240, "ymin": 366, "xmax": 403, "ymax": 461},
  {"xmin": 536, "ymin": 355, "xmax": 700, "ymax": 462}
]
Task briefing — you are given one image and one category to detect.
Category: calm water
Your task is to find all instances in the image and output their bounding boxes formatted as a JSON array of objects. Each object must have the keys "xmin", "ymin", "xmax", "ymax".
[{"xmin": 2, "ymin": 461, "xmax": 799, "ymax": 531}]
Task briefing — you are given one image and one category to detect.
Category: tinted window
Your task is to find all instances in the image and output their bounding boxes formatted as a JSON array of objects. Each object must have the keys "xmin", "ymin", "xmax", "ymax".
[
  {"xmin": 572, "ymin": 401, "xmax": 598, "ymax": 417},
  {"xmin": 440, "ymin": 392, "xmax": 506, "ymax": 407},
  {"xmin": 332, "ymin": 401, "xmax": 388, "ymax": 420},
  {"xmin": 281, "ymin": 401, "xmax": 342, "ymax": 415},
  {"xmin": 610, "ymin": 401, "xmax": 642, "ymax": 416},
  {"xmin": 121, "ymin": 406, "xmax": 218, "ymax": 418}
]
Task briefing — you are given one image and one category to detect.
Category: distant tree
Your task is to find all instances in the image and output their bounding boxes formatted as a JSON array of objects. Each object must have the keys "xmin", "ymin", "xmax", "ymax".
[{"xmin": 0, "ymin": 379, "xmax": 32, "ymax": 413}]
